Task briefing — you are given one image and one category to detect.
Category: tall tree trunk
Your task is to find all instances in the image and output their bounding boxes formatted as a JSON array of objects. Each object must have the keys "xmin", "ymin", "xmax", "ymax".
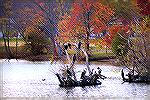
[
  {"xmin": 2, "ymin": 32, "xmax": 9, "ymax": 57},
  {"xmin": 52, "ymin": 39, "xmax": 57, "ymax": 59},
  {"xmin": 1, "ymin": 23, "xmax": 9, "ymax": 58},
  {"xmin": 145, "ymin": 32, "xmax": 150, "ymax": 72},
  {"xmin": 106, "ymin": 45, "xmax": 108, "ymax": 54},
  {"xmin": 6, "ymin": 22, "xmax": 13, "ymax": 58},
  {"xmin": 85, "ymin": 31, "xmax": 90, "ymax": 52},
  {"xmin": 15, "ymin": 32, "xmax": 18, "ymax": 58}
]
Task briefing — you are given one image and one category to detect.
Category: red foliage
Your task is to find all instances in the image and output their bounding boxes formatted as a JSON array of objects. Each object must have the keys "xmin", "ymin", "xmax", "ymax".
[
  {"xmin": 103, "ymin": 24, "xmax": 130, "ymax": 46},
  {"xmin": 58, "ymin": 0, "xmax": 114, "ymax": 41},
  {"xmin": 137, "ymin": 0, "xmax": 150, "ymax": 16}
]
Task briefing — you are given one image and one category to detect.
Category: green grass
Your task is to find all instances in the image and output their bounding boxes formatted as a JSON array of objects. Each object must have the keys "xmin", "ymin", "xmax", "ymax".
[
  {"xmin": 0, "ymin": 46, "xmax": 5, "ymax": 52},
  {"xmin": 89, "ymin": 51, "xmax": 115, "ymax": 60},
  {"xmin": 0, "ymin": 38, "xmax": 24, "ymax": 42},
  {"xmin": 0, "ymin": 46, "xmax": 23, "ymax": 53},
  {"xmin": 0, "ymin": 39, "xmax": 115, "ymax": 61},
  {"xmin": 92, "ymin": 51, "xmax": 114, "ymax": 56},
  {"xmin": 68, "ymin": 48, "xmax": 115, "ymax": 61},
  {"xmin": 68, "ymin": 50, "xmax": 76, "ymax": 55}
]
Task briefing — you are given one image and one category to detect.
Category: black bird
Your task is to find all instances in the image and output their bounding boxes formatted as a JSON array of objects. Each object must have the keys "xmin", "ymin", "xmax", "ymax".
[
  {"xmin": 73, "ymin": 54, "xmax": 76, "ymax": 62},
  {"xmin": 78, "ymin": 41, "xmax": 82, "ymax": 49},
  {"xmin": 64, "ymin": 44, "xmax": 68, "ymax": 50},
  {"xmin": 68, "ymin": 43, "xmax": 71, "ymax": 49}
]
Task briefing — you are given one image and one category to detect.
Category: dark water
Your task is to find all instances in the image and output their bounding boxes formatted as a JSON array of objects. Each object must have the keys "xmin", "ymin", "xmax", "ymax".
[{"xmin": 1, "ymin": 59, "xmax": 150, "ymax": 99}]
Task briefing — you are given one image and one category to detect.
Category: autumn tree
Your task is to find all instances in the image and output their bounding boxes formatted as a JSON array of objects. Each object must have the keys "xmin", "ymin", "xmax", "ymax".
[
  {"xmin": 13, "ymin": 2, "xmax": 51, "ymax": 55},
  {"xmin": 137, "ymin": 0, "xmax": 150, "ymax": 16},
  {"xmin": 99, "ymin": 0, "xmax": 138, "ymax": 57},
  {"xmin": 136, "ymin": 0, "xmax": 150, "ymax": 73},
  {"xmin": 0, "ymin": 0, "xmax": 14, "ymax": 59},
  {"xmin": 105, "ymin": 0, "xmax": 150, "ymax": 77},
  {"xmin": 33, "ymin": 0, "xmax": 71, "ymax": 57},
  {"xmin": 58, "ymin": 0, "xmax": 114, "ymax": 52},
  {"xmin": 13, "ymin": 0, "xmax": 70, "ymax": 57}
]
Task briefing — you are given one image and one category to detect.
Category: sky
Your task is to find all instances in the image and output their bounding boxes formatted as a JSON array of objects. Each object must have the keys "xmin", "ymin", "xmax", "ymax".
[
  {"xmin": 0, "ymin": 0, "xmax": 4, "ymax": 17},
  {"xmin": 0, "ymin": 32, "xmax": 2, "ymax": 38}
]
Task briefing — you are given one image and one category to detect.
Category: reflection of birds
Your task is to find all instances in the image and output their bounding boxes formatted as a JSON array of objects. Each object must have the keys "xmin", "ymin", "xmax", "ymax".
[{"xmin": 42, "ymin": 79, "xmax": 46, "ymax": 81}]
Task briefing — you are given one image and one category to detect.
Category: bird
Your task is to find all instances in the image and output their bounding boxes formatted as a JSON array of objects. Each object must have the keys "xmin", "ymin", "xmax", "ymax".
[{"xmin": 42, "ymin": 79, "xmax": 46, "ymax": 81}]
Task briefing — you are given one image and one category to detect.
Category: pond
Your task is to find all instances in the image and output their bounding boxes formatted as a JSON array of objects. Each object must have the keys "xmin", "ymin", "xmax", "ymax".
[{"xmin": 0, "ymin": 59, "xmax": 150, "ymax": 99}]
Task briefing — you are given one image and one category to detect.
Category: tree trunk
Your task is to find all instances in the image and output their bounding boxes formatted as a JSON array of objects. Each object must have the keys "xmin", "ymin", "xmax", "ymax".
[
  {"xmin": 15, "ymin": 32, "xmax": 18, "ymax": 58},
  {"xmin": 145, "ymin": 32, "xmax": 150, "ymax": 72},
  {"xmin": 86, "ymin": 33, "xmax": 90, "ymax": 51},
  {"xmin": 6, "ymin": 23, "xmax": 13, "ymax": 58},
  {"xmin": 2, "ymin": 32, "xmax": 9, "ymax": 57},
  {"xmin": 52, "ymin": 39, "xmax": 57, "ymax": 59},
  {"xmin": 85, "ymin": 12, "xmax": 90, "ymax": 53},
  {"xmin": 81, "ymin": 48, "xmax": 92, "ymax": 75},
  {"xmin": 1, "ymin": 23, "xmax": 9, "ymax": 58},
  {"xmin": 85, "ymin": 31, "xmax": 90, "ymax": 52},
  {"xmin": 106, "ymin": 45, "xmax": 108, "ymax": 54}
]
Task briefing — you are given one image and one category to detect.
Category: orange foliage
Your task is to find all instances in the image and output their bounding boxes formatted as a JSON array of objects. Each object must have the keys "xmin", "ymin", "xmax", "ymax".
[
  {"xmin": 57, "ymin": 0, "xmax": 114, "ymax": 42},
  {"xmin": 103, "ymin": 24, "xmax": 130, "ymax": 46},
  {"xmin": 18, "ymin": 7, "xmax": 45, "ymax": 35}
]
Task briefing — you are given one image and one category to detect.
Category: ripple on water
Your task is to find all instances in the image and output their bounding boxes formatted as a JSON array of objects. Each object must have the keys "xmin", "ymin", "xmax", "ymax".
[{"xmin": 1, "ymin": 59, "xmax": 150, "ymax": 99}]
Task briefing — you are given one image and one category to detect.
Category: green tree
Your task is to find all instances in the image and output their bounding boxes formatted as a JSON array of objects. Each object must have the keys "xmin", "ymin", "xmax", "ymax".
[
  {"xmin": 27, "ymin": 29, "xmax": 50, "ymax": 55},
  {"xmin": 1, "ymin": 0, "xmax": 14, "ymax": 59},
  {"xmin": 111, "ymin": 31, "xmax": 128, "ymax": 57}
]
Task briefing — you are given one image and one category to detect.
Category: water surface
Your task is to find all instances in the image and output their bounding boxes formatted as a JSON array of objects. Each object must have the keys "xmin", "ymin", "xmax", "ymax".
[{"xmin": 1, "ymin": 59, "xmax": 150, "ymax": 99}]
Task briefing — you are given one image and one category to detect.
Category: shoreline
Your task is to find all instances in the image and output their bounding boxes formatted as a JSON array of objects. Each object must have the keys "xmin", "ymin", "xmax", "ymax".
[{"xmin": 0, "ymin": 55, "xmax": 118, "ymax": 66}]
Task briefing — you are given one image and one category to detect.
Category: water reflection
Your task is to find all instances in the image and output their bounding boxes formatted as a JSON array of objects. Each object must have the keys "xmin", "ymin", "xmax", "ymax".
[{"xmin": 1, "ymin": 59, "xmax": 150, "ymax": 99}]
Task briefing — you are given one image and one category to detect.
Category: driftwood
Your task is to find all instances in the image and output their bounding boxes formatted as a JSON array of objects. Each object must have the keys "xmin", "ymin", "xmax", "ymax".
[
  {"xmin": 121, "ymin": 69, "xmax": 150, "ymax": 83},
  {"xmin": 119, "ymin": 32, "xmax": 150, "ymax": 83},
  {"xmin": 55, "ymin": 42, "xmax": 106, "ymax": 87},
  {"xmin": 56, "ymin": 72, "xmax": 103, "ymax": 87}
]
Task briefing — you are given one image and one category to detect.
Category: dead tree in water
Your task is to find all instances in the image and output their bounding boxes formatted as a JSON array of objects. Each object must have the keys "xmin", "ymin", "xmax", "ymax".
[
  {"xmin": 55, "ymin": 42, "xmax": 106, "ymax": 87},
  {"xmin": 121, "ymin": 32, "xmax": 150, "ymax": 82}
]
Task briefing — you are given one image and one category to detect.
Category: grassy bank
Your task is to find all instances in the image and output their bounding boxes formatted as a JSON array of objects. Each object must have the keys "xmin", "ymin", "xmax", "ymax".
[
  {"xmin": 0, "ymin": 37, "xmax": 53, "ymax": 61},
  {"xmin": 0, "ymin": 45, "xmax": 53, "ymax": 61},
  {"xmin": 0, "ymin": 39, "xmax": 116, "ymax": 61},
  {"xmin": 0, "ymin": 38, "xmax": 23, "ymax": 42},
  {"xmin": 88, "ymin": 52, "xmax": 115, "ymax": 61},
  {"xmin": 67, "ymin": 49, "xmax": 115, "ymax": 62}
]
